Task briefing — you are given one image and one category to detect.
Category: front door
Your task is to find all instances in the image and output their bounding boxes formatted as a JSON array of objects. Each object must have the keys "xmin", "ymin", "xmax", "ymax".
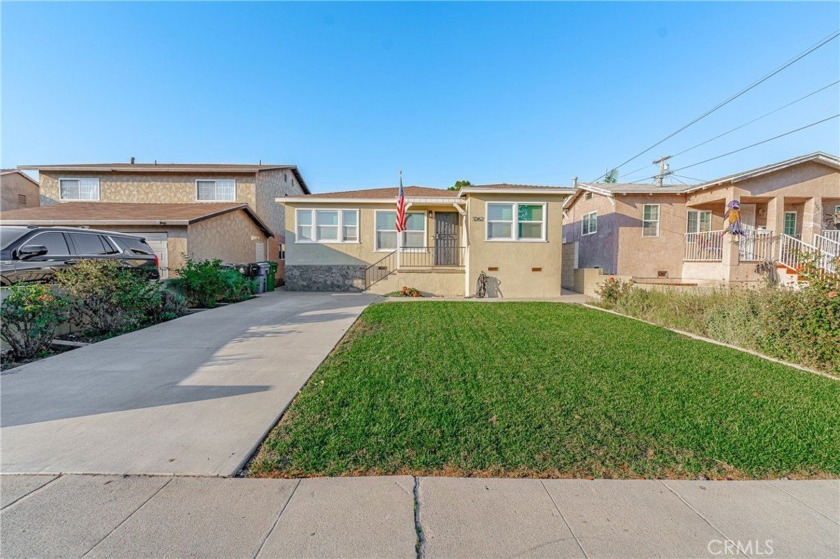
[{"xmin": 434, "ymin": 212, "xmax": 460, "ymax": 266}]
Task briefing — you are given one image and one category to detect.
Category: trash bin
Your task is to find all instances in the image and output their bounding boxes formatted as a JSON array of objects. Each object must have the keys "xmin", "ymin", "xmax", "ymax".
[
  {"xmin": 255, "ymin": 262, "xmax": 271, "ymax": 294},
  {"xmin": 266, "ymin": 261, "xmax": 278, "ymax": 292}
]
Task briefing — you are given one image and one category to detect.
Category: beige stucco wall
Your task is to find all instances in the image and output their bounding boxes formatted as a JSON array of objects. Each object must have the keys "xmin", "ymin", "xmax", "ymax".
[
  {"xmin": 368, "ymin": 269, "xmax": 465, "ymax": 297},
  {"xmin": 187, "ymin": 209, "xmax": 269, "ymax": 265},
  {"xmin": 38, "ymin": 172, "xmax": 258, "ymax": 210},
  {"xmin": 562, "ymin": 192, "xmax": 620, "ymax": 273},
  {"xmin": 1, "ymin": 172, "xmax": 40, "ymax": 211},
  {"xmin": 282, "ymin": 202, "xmax": 455, "ymax": 268},
  {"xmin": 466, "ymin": 192, "xmax": 568, "ymax": 298}
]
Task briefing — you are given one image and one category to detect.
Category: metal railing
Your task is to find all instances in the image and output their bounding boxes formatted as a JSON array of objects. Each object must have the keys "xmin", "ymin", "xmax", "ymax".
[
  {"xmin": 821, "ymin": 229, "xmax": 840, "ymax": 243},
  {"xmin": 815, "ymin": 234, "xmax": 839, "ymax": 273},
  {"xmin": 739, "ymin": 230, "xmax": 774, "ymax": 262},
  {"xmin": 684, "ymin": 230, "xmax": 724, "ymax": 261},
  {"xmin": 364, "ymin": 251, "xmax": 396, "ymax": 290},
  {"xmin": 779, "ymin": 233, "xmax": 820, "ymax": 273},
  {"xmin": 398, "ymin": 245, "xmax": 466, "ymax": 268}
]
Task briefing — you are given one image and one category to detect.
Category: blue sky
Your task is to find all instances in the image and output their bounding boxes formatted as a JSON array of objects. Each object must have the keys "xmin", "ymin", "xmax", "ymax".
[{"xmin": 2, "ymin": 2, "xmax": 838, "ymax": 192}]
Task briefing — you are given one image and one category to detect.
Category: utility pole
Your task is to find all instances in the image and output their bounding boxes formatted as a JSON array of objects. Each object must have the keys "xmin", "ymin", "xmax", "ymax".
[{"xmin": 653, "ymin": 155, "xmax": 672, "ymax": 187}]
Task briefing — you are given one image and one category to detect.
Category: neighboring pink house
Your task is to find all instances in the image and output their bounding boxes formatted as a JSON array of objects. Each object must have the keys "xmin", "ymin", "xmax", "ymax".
[{"xmin": 562, "ymin": 153, "xmax": 840, "ymax": 293}]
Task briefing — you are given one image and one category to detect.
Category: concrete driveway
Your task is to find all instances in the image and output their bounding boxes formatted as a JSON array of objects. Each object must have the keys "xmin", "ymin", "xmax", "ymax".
[{"xmin": 0, "ymin": 291, "xmax": 378, "ymax": 476}]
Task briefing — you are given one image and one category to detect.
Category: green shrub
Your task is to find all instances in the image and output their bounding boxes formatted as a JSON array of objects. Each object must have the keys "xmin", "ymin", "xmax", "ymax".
[
  {"xmin": 170, "ymin": 259, "xmax": 255, "ymax": 308},
  {"xmin": 220, "ymin": 267, "xmax": 257, "ymax": 303},
  {"xmin": 1, "ymin": 284, "xmax": 69, "ymax": 360},
  {"xmin": 596, "ymin": 273, "xmax": 840, "ymax": 374},
  {"xmin": 151, "ymin": 290, "xmax": 189, "ymax": 322},
  {"xmin": 595, "ymin": 277, "xmax": 635, "ymax": 306},
  {"xmin": 53, "ymin": 259, "xmax": 161, "ymax": 336}
]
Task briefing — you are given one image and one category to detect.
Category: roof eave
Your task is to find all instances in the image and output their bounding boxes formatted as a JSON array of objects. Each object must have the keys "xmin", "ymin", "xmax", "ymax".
[{"xmin": 276, "ymin": 196, "xmax": 464, "ymax": 204}]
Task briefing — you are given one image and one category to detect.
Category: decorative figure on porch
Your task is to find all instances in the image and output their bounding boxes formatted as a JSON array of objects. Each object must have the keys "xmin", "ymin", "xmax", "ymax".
[{"xmin": 721, "ymin": 200, "xmax": 746, "ymax": 237}]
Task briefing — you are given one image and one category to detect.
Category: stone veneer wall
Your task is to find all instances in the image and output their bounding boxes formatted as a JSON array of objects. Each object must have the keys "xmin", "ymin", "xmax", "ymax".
[{"xmin": 285, "ymin": 264, "xmax": 366, "ymax": 292}]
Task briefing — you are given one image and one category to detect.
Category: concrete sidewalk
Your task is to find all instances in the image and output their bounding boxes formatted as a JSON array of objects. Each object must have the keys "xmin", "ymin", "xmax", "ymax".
[
  {"xmin": 1, "ymin": 475, "xmax": 837, "ymax": 558},
  {"xmin": 0, "ymin": 292, "xmax": 378, "ymax": 476}
]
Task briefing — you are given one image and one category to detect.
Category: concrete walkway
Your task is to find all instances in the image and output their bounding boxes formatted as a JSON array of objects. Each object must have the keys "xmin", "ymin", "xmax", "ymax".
[
  {"xmin": 1, "ymin": 475, "xmax": 836, "ymax": 558},
  {"xmin": 0, "ymin": 292, "xmax": 378, "ymax": 476}
]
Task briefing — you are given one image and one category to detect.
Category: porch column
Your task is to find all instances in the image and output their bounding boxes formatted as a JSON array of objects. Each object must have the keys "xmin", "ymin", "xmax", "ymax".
[
  {"xmin": 766, "ymin": 197, "xmax": 785, "ymax": 237},
  {"xmin": 802, "ymin": 197, "xmax": 821, "ymax": 244},
  {"xmin": 721, "ymin": 189, "xmax": 739, "ymax": 284}
]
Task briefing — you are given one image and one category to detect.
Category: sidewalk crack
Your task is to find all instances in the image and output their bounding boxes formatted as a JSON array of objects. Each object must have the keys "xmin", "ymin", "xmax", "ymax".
[
  {"xmin": 768, "ymin": 481, "xmax": 839, "ymax": 526},
  {"xmin": 540, "ymin": 480, "xmax": 589, "ymax": 559},
  {"xmin": 1, "ymin": 474, "xmax": 62, "ymax": 511},
  {"xmin": 252, "ymin": 479, "xmax": 301, "ymax": 559},
  {"xmin": 414, "ymin": 477, "xmax": 427, "ymax": 559},
  {"xmin": 659, "ymin": 480, "xmax": 752, "ymax": 558},
  {"xmin": 82, "ymin": 477, "xmax": 172, "ymax": 557}
]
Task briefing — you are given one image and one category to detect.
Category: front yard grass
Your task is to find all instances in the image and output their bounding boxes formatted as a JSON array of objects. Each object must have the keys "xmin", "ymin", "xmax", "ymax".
[{"xmin": 250, "ymin": 302, "xmax": 840, "ymax": 479}]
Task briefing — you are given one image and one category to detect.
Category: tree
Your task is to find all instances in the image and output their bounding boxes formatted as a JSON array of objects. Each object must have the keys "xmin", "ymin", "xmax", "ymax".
[
  {"xmin": 449, "ymin": 180, "xmax": 471, "ymax": 191},
  {"xmin": 604, "ymin": 168, "xmax": 619, "ymax": 183}
]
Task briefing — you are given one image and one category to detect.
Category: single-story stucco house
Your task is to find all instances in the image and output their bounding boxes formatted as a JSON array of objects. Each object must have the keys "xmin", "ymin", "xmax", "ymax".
[
  {"xmin": 278, "ymin": 184, "xmax": 574, "ymax": 297},
  {"xmin": 562, "ymin": 152, "xmax": 840, "ymax": 294},
  {"xmin": 0, "ymin": 202, "xmax": 273, "ymax": 279}
]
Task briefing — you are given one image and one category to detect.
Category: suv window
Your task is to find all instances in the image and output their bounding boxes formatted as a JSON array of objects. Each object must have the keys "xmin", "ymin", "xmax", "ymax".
[
  {"xmin": 28, "ymin": 232, "xmax": 70, "ymax": 256},
  {"xmin": 69, "ymin": 233, "xmax": 111, "ymax": 256},
  {"xmin": 112, "ymin": 236, "xmax": 153, "ymax": 255}
]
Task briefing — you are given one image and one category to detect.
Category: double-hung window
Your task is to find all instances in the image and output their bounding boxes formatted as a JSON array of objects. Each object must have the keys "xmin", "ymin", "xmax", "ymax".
[
  {"xmin": 642, "ymin": 204, "xmax": 660, "ymax": 237},
  {"xmin": 196, "ymin": 179, "xmax": 235, "ymax": 201},
  {"xmin": 486, "ymin": 203, "xmax": 546, "ymax": 241},
  {"xmin": 296, "ymin": 209, "xmax": 359, "ymax": 243},
  {"xmin": 582, "ymin": 211, "xmax": 597, "ymax": 236},
  {"xmin": 687, "ymin": 210, "xmax": 712, "ymax": 234},
  {"xmin": 59, "ymin": 178, "xmax": 100, "ymax": 201},
  {"xmin": 375, "ymin": 210, "xmax": 425, "ymax": 251}
]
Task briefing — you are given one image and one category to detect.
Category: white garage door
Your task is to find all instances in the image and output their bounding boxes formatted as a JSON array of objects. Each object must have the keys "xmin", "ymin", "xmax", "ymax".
[{"xmin": 135, "ymin": 233, "xmax": 169, "ymax": 279}]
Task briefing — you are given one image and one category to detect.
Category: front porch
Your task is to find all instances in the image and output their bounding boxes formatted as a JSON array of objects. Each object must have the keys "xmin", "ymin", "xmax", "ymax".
[{"xmin": 364, "ymin": 246, "xmax": 468, "ymax": 296}]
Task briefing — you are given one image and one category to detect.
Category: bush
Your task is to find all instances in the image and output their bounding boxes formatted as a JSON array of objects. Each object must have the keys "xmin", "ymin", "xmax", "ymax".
[
  {"xmin": 151, "ymin": 290, "xmax": 189, "ymax": 322},
  {"xmin": 596, "ymin": 270, "xmax": 840, "ymax": 374},
  {"xmin": 170, "ymin": 259, "xmax": 255, "ymax": 308},
  {"xmin": 1, "ymin": 284, "xmax": 69, "ymax": 360},
  {"xmin": 595, "ymin": 277, "xmax": 634, "ymax": 305},
  {"xmin": 53, "ymin": 259, "xmax": 161, "ymax": 336}
]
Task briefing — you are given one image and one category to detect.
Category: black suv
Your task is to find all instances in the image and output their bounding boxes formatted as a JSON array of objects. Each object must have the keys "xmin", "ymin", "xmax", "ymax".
[{"xmin": 1, "ymin": 226, "xmax": 160, "ymax": 286}]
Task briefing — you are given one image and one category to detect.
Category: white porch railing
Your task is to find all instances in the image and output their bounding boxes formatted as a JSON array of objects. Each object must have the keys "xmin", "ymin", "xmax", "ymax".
[
  {"xmin": 684, "ymin": 230, "xmax": 724, "ymax": 261},
  {"xmin": 779, "ymin": 233, "xmax": 827, "ymax": 273},
  {"xmin": 821, "ymin": 229, "xmax": 840, "ymax": 243},
  {"xmin": 815, "ymin": 234, "xmax": 839, "ymax": 273},
  {"xmin": 739, "ymin": 230, "xmax": 774, "ymax": 261}
]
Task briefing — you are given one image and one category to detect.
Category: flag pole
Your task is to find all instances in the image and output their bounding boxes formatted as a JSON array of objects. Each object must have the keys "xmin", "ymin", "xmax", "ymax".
[{"xmin": 396, "ymin": 170, "xmax": 402, "ymax": 270}]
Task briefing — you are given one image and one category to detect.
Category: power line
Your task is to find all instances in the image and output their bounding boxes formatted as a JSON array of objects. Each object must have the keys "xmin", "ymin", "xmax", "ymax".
[
  {"xmin": 634, "ymin": 114, "xmax": 839, "ymax": 181},
  {"xmin": 590, "ymin": 28, "xmax": 840, "ymax": 182},
  {"xmin": 671, "ymin": 80, "xmax": 840, "ymax": 158},
  {"xmin": 618, "ymin": 79, "xmax": 839, "ymax": 183}
]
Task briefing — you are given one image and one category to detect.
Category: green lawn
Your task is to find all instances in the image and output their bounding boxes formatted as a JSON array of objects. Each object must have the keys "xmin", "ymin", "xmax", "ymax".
[{"xmin": 250, "ymin": 302, "xmax": 840, "ymax": 479}]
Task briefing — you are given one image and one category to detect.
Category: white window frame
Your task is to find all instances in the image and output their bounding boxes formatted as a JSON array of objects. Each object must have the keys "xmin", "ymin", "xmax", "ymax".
[
  {"xmin": 294, "ymin": 208, "xmax": 360, "ymax": 244},
  {"xmin": 59, "ymin": 177, "xmax": 100, "ymax": 201},
  {"xmin": 485, "ymin": 202, "xmax": 547, "ymax": 242},
  {"xmin": 581, "ymin": 211, "xmax": 597, "ymax": 236},
  {"xmin": 195, "ymin": 179, "xmax": 236, "ymax": 202},
  {"xmin": 374, "ymin": 209, "xmax": 426, "ymax": 252},
  {"xmin": 686, "ymin": 210, "xmax": 712, "ymax": 234},
  {"xmin": 642, "ymin": 204, "xmax": 660, "ymax": 237}
]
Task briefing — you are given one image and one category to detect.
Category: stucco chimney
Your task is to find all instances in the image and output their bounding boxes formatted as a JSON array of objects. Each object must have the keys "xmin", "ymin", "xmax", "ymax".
[{"xmin": 573, "ymin": 176, "xmax": 578, "ymax": 187}]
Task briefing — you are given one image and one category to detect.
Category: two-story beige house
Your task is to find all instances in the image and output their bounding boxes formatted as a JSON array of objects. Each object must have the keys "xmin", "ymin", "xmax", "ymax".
[
  {"xmin": 0, "ymin": 162, "xmax": 309, "ymax": 277},
  {"xmin": 562, "ymin": 152, "xmax": 840, "ymax": 293},
  {"xmin": 279, "ymin": 184, "xmax": 574, "ymax": 297},
  {"xmin": 0, "ymin": 169, "xmax": 40, "ymax": 211}
]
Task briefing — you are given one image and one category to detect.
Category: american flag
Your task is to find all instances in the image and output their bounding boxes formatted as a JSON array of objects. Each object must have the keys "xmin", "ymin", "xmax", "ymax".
[{"xmin": 395, "ymin": 172, "xmax": 407, "ymax": 233}]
